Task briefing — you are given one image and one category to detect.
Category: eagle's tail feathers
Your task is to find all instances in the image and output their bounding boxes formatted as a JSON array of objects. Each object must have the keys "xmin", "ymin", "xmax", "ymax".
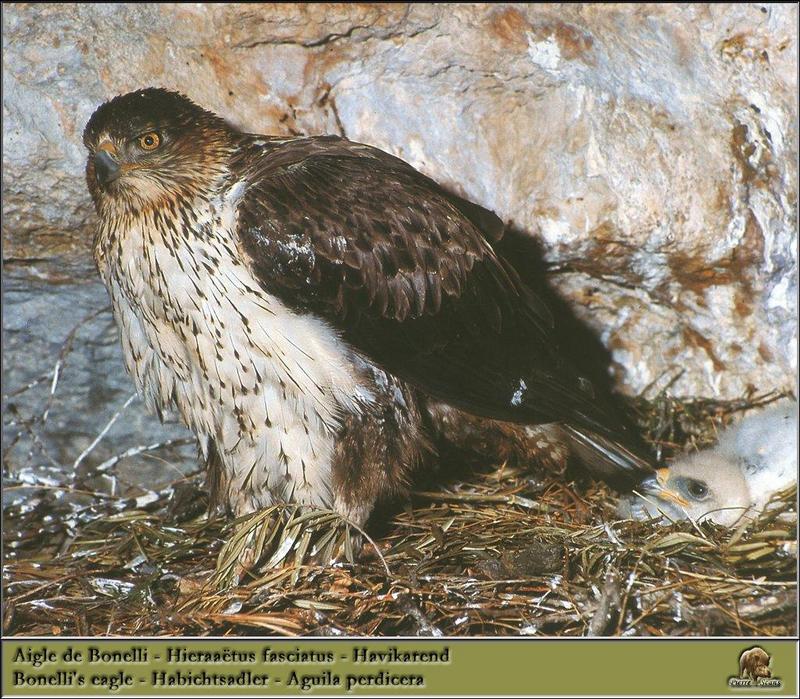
[{"xmin": 562, "ymin": 424, "xmax": 654, "ymax": 480}]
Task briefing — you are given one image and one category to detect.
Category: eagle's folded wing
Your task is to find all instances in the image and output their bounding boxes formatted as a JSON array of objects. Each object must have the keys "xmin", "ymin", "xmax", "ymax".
[{"xmin": 232, "ymin": 136, "xmax": 641, "ymax": 453}]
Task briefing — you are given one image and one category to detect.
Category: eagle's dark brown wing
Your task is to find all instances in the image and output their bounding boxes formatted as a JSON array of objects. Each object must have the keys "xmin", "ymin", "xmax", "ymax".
[{"xmin": 232, "ymin": 135, "xmax": 648, "ymax": 470}]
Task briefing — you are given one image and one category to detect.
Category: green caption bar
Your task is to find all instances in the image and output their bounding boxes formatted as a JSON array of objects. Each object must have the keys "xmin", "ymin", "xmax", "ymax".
[{"xmin": 2, "ymin": 639, "xmax": 797, "ymax": 696}]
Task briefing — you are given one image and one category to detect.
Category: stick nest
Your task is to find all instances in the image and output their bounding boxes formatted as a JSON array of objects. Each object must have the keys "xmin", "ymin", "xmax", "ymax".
[{"xmin": 3, "ymin": 392, "xmax": 795, "ymax": 637}]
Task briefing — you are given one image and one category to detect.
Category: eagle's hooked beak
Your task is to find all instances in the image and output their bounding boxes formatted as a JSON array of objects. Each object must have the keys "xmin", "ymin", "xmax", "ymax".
[{"xmin": 94, "ymin": 142, "xmax": 121, "ymax": 186}]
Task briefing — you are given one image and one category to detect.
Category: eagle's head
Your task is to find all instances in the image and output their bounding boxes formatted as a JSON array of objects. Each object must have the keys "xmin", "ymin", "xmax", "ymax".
[{"xmin": 83, "ymin": 88, "xmax": 234, "ymax": 214}]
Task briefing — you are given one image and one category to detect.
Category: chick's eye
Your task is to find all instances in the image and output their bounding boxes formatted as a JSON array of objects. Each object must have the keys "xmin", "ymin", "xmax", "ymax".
[
  {"xmin": 685, "ymin": 479, "xmax": 709, "ymax": 500},
  {"xmin": 138, "ymin": 132, "xmax": 161, "ymax": 150}
]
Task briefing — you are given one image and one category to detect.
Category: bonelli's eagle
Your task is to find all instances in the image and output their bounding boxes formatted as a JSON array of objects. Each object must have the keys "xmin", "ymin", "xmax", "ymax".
[{"xmin": 83, "ymin": 88, "xmax": 651, "ymax": 525}]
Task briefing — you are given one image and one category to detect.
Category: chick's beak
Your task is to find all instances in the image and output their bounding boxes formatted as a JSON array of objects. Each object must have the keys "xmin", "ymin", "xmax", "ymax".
[
  {"xmin": 639, "ymin": 467, "xmax": 690, "ymax": 507},
  {"xmin": 94, "ymin": 143, "xmax": 121, "ymax": 186}
]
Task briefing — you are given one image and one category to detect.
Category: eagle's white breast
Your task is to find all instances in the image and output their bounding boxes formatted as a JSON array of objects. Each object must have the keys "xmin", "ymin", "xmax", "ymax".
[{"xmin": 95, "ymin": 181, "xmax": 372, "ymax": 514}]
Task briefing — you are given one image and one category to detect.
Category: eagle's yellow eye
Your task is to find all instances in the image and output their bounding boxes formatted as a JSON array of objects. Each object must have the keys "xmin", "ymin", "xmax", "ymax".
[{"xmin": 138, "ymin": 132, "xmax": 161, "ymax": 151}]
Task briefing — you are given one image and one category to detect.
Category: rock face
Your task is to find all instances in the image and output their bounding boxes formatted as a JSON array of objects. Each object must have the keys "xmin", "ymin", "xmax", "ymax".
[
  {"xmin": 2, "ymin": 272, "xmax": 196, "ymax": 496},
  {"xmin": 3, "ymin": 3, "xmax": 797, "ymax": 406}
]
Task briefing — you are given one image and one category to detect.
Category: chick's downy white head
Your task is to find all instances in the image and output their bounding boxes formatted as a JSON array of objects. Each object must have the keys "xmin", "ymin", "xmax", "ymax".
[{"xmin": 619, "ymin": 400, "xmax": 797, "ymax": 527}]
